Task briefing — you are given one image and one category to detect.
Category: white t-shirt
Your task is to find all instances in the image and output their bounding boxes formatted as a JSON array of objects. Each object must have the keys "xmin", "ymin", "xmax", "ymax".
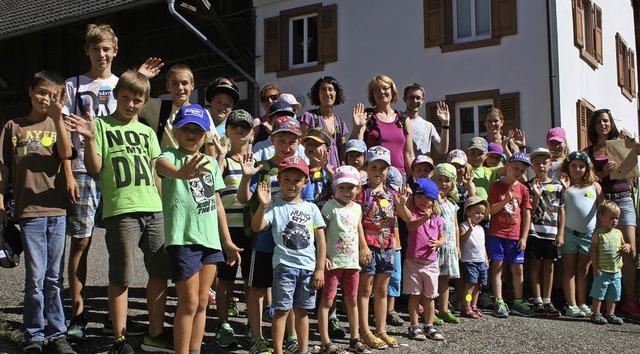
[
  {"xmin": 459, "ymin": 221, "xmax": 486, "ymax": 263},
  {"xmin": 411, "ymin": 116, "xmax": 440, "ymax": 156},
  {"xmin": 63, "ymin": 74, "xmax": 119, "ymax": 173}
]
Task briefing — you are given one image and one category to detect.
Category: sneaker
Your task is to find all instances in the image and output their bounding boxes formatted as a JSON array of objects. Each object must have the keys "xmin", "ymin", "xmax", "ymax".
[
  {"xmin": 102, "ymin": 316, "xmax": 147, "ymax": 336},
  {"xmin": 590, "ymin": 312, "xmax": 608, "ymax": 325},
  {"xmin": 511, "ymin": 301, "xmax": 534, "ymax": 317},
  {"xmin": 532, "ymin": 303, "xmax": 545, "ymax": 316},
  {"xmin": 141, "ymin": 332, "xmax": 174, "ymax": 353},
  {"xmin": 23, "ymin": 340, "xmax": 45, "ymax": 354},
  {"xmin": 565, "ymin": 305, "xmax": 586, "ymax": 318},
  {"xmin": 605, "ymin": 313, "xmax": 624, "ymax": 325},
  {"xmin": 461, "ymin": 306, "xmax": 479, "ymax": 319},
  {"xmin": 215, "ymin": 322, "xmax": 238, "ymax": 348},
  {"xmin": 263, "ymin": 305, "xmax": 275, "ymax": 323},
  {"xmin": 284, "ymin": 338, "xmax": 298, "ymax": 354},
  {"xmin": 493, "ymin": 298, "xmax": 509, "ymax": 318},
  {"xmin": 578, "ymin": 304, "xmax": 593, "ymax": 317},
  {"xmin": 328, "ymin": 316, "xmax": 346, "ymax": 339},
  {"xmin": 109, "ymin": 338, "xmax": 135, "ymax": 354},
  {"xmin": 432, "ymin": 314, "xmax": 444, "ymax": 325},
  {"xmin": 67, "ymin": 315, "xmax": 87, "ymax": 340},
  {"xmin": 208, "ymin": 288, "xmax": 216, "ymax": 305},
  {"xmin": 386, "ymin": 311, "xmax": 405, "ymax": 326},
  {"xmin": 544, "ymin": 302, "xmax": 560, "ymax": 317},
  {"xmin": 408, "ymin": 325, "xmax": 426, "ymax": 341},
  {"xmin": 50, "ymin": 337, "xmax": 77, "ymax": 354},
  {"xmin": 228, "ymin": 300, "xmax": 240, "ymax": 317},
  {"xmin": 250, "ymin": 337, "xmax": 270, "ymax": 354},
  {"xmin": 620, "ymin": 297, "xmax": 640, "ymax": 317}
]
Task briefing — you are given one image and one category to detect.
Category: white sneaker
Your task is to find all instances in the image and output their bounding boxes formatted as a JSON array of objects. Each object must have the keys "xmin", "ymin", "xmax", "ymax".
[
  {"xmin": 565, "ymin": 305, "xmax": 585, "ymax": 318},
  {"xmin": 578, "ymin": 304, "xmax": 593, "ymax": 316}
]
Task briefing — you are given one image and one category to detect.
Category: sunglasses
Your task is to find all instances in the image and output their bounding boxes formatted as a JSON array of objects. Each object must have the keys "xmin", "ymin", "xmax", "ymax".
[
  {"xmin": 260, "ymin": 94, "xmax": 280, "ymax": 103},
  {"xmin": 592, "ymin": 108, "xmax": 611, "ymax": 117}
]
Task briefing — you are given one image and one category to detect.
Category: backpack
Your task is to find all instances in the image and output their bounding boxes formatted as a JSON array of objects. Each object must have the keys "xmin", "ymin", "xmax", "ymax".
[
  {"xmin": 242, "ymin": 161, "xmax": 277, "ymax": 239},
  {"xmin": 138, "ymin": 100, "xmax": 173, "ymax": 142},
  {"xmin": 0, "ymin": 221, "xmax": 22, "ymax": 268},
  {"xmin": 311, "ymin": 109, "xmax": 343, "ymax": 138},
  {"xmin": 364, "ymin": 109, "xmax": 409, "ymax": 146}
]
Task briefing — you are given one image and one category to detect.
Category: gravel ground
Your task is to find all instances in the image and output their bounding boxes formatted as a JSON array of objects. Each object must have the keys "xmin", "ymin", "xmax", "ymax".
[{"xmin": 1, "ymin": 228, "xmax": 640, "ymax": 353}]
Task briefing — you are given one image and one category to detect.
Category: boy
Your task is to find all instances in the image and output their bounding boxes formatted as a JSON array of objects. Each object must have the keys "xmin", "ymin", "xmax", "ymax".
[
  {"xmin": 63, "ymin": 24, "xmax": 162, "ymax": 339},
  {"xmin": 525, "ymin": 148, "xmax": 564, "ymax": 316},
  {"xmin": 204, "ymin": 78, "xmax": 240, "ymax": 137},
  {"xmin": 589, "ymin": 201, "xmax": 630, "ymax": 325},
  {"xmin": 65, "ymin": 70, "xmax": 171, "ymax": 353},
  {"xmin": 487, "ymin": 152, "xmax": 533, "ymax": 318},
  {"xmin": 251, "ymin": 157, "xmax": 326, "ymax": 354},
  {"xmin": 466, "ymin": 137, "xmax": 492, "ymax": 200},
  {"xmin": 302, "ymin": 127, "xmax": 334, "ymax": 207},
  {"xmin": 252, "ymin": 100, "xmax": 307, "ymax": 162},
  {"xmin": 344, "ymin": 139, "xmax": 367, "ymax": 182},
  {"xmin": 0, "ymin": 71, "xmax": 76, "ymax": 354},
  {"xmin": 403, "ymin": 84, "xmax": 449, "ymax": 156}
]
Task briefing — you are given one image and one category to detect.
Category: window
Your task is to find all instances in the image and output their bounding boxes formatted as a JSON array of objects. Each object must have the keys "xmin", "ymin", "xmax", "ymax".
[
  {"xmin": 455, "ymin": 100, "xmax": 493, "ymax": 149},
  {"xmin": 576, "ymin": 99, "xmax": 595, "ymax": 150},
  {"xmin": 616, "ymin": 33, "xmax": 636, "ymax": 101},
  {"xmin": 424, "ymin": 0, "xmax": 517, "ymax": 52},
  {"xmin": 573, "ymin": 0, "xmax": 602, "ymax": 69},
  {"xmin": 264, "ymin": 3, "xmax": 337, "ymax": 77}
]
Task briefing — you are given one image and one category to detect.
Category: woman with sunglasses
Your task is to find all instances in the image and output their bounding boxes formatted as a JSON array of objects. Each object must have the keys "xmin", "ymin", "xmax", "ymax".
[
  {"xmin": 253, "ymin": 83, "xmax": 281, "ymax": 144},
  {"xmin": 300, "ymin": 76, "xmax": 349, "ymax": 167},
  {"xmin": 584, "ymin": 108, "xmax": 640, "ymax": 318}
]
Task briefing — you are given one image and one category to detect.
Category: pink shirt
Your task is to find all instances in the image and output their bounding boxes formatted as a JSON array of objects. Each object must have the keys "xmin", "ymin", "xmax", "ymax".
[
  {"xmin": 405, "ymin": 208, "xmax": 443, "ymax": 261},
  {"xmin": 364, "ymin": 115, "xmax": 407, "ymax": 174},
  {"xmin": 488, "ymin": 180, "xmax": 532, "ymax": 240}
]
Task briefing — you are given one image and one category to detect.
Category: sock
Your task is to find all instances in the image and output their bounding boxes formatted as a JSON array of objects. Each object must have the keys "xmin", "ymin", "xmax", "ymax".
[
  {"xmin": 534, "ymin": 297, "xmax": 543, "ymax": 304},
  {"xmin": 288, "ymin": 336, "xmax": 298, "ymax": 342},
  {"xmin": 542, "ymin": 297, "xmax": 551, "ymax": 304},
  {"xmin": 115, "ymin": 335, "xmax": 126, "ymax": 343},
  {"xmin": 189, "ymin": 349, "xmax": 200, "ymax": 354},
  {"xmin": 329, "ymin": 313, "xmax": 338, "ymax": 319}
]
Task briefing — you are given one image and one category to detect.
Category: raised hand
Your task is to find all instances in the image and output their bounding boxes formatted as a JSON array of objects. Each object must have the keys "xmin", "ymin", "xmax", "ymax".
[
  {"xmin": 47, "ymin": 86, "xmax": 67, "ymax": 120},
  {"xmin": 240, "ymin": 153, "xmax": 262, "ymax": 177},
  {"xmin": 175, "ymin": 154, "xmax": 208, "ymax": 180},
  {"xmin": 257, "ymin": 181, "xmax": 272, "ymax": 206},
  {"xmin": 436, "ymin": 101, "xmax": 450, "ymax": 125},
  {"xmin": 212, "ymin": 134, "xmax": 229, "ymax": 157},
  {"xmin": 512, "ymin": 128, "xmax": 526, "ymax": 149},
  {"xmin": 462, "ymin": 170, "xmax": 474, "ymax": 185},
  {"xmin": 531, "ymin": 178, "xmax": 543, "ymax": 197},
  {"xmin": 352, "ymin": 103, "xmax": 368, "ymax": 128},
  {"xmin": 138, "ymin": 57, "xmax": 164, "ymax": 79},
  {"xmin": 64, "ymin": 113, "xmax": 96, "ymax": 139},
  {"xmin": 559, "ymin": 172, "xmax": 570, "ymax": 189}
]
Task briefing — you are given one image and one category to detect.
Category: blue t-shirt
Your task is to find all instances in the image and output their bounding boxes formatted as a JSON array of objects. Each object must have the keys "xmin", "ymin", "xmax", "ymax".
[{"xmin": 263, "ymin": 200, "xmax": 326, "ymax": 271}]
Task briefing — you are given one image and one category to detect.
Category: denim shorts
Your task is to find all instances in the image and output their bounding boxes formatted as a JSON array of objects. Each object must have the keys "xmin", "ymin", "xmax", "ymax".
[
  {"xmin": 387, "ymin": 249, "xmax": 402, "ymax": 297},
  {"xmin": 360, "ymin": 245, "xmax": 395, "ymax": 275},
  {"xmin": 167, "ymin": 245, "xmax": 223, "ymax": 282},
  {"xmin": 272, "ymin": 264, "xmax": 316, "ymax": 310},
  {"xmin": 609, "ymin": 197, "xmax": 636, "ymax": 227},
  {"xmin": 66, "ymin": 172, "xmax": 101, "ymax": 238},
  {"xmin": 589, "ymin": 271, "xmax": 622, "ymax": 302},
  {"xmin": 561, "ymin": 228, "xmax": 593, "ymax": 256},
  {"xmin": 461, "ymin": 262, "xmax": 488, "ymax": 286},
  {"xmin": 487, "ymin": 236, "xmax": 524, "ymax": 264}
]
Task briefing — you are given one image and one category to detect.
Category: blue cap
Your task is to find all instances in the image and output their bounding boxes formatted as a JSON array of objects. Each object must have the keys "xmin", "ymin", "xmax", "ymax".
[
  {"xmin": 272, "ymin": 116, "xmax": 301, "ymax": 136},
  {"xmin": 468, "ymin": 137, "xmax": 488, "ymax": 151},
  {"xmin": 413, "ymin": 178, "xmax": 439, "ymax": 199},
  {"xmin": 365, "ymin": 146, "xmax": 391, "ymax": 165},
  {"xmin": 174, "ymin": 104, "xmax": 210, "ymax": 131},
  {"xmin": 508, "ymin": 151, "xmax": 532, "ymax": 166},
  {"xmin": 386, "ymin": 166, "xmax": 403, "ymax": 192},
  {"xmin": 269, "ymin": 100, "xmax": 296, "ymax": 117},
  {"xmin": 345, "ymin": 139, "xmax": 367, "ymax": 154}
]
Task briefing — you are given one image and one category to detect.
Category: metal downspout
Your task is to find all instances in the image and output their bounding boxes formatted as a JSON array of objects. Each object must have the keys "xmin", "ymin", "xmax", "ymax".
[
  {"xmin": 546, "ymin": 0, "xmax": 557, "ymax": 127},
  {"xmin": 167, "ymin": 0, "xmax": 260, "ymax": 112}
]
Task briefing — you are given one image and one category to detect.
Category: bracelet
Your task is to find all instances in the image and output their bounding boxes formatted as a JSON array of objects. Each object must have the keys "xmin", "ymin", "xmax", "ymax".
[{"xmin": 442, "ymin": 125, "xmax": 450, "ymax": 129}]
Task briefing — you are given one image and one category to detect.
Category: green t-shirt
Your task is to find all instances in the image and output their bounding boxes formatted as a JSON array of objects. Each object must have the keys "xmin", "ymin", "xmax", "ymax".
[
  {"xmin": 95, "ymin": 115, "xmax": 162, "ymax": 218},
  {"xmin": 158, "ymin": 148, "xmax": 224, "ymax": 248},
  {"xmin": 472, "ymin": 166, "xmax": 492, "ymax": 200}
]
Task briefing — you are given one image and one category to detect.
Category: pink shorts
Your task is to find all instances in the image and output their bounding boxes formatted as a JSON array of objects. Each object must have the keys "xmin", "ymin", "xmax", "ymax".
[
  {"xmin": 322, "ymin": 268, "xmax": 359, "ymax": 299},
  {"xmin": 402, "ymin": 258, "xmax": 438, "ymax": 298}
]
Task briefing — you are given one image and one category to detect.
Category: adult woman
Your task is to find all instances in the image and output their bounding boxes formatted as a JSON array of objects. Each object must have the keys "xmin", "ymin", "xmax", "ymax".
[
  {"xmin": 253, "ymin": 83, "xmax": 281, "ymax": 144},
  {"xmin": 483, "ymin": 108, "xmax": 525, "ymax": 155},
  {"xmin": 300, "ymin": 76, "xmax": 349, "ymax": 167},
  {"xmin": 584, "ymin": 108, "xmax": 640, "ymax": 317},
  {"xmin": 351, "ymin": 75, "xmax": 414, "ymax": 175}
]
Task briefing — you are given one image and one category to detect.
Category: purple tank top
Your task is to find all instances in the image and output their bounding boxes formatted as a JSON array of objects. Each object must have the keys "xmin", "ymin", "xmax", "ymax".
[
  {"xmin": 588, "ymin": 145, "xmax": 630, "ymax": 194},
  {"xmin": 365, "ymin": 115, "xmax": 406, "ymax": 174}
]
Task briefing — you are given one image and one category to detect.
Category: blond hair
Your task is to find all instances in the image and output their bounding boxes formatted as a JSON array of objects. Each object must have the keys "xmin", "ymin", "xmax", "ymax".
[
  {"xmin": 166, "ymin": 64, "xmax": 194, "ymax": 83},
  {"xmin": 367, "ymin": 75, "xmax": 398, "ymax": 106},
  {"xmin": 597, "ymin": 200, "xmax": 621, "ymax": 218},
  {"xmin": 113, "ymin": 70, "xmax": 150, "ymax": 102},
  {"xmin": 85, "ymin": 24, "xmax": 118, "ymax": 50}
]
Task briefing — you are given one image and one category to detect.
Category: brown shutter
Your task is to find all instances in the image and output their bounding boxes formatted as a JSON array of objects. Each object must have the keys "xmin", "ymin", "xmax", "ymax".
[
  {"xmin": 264, "ymin": 16, "xmax": 282, "ymax": 73},
  {"xmin": 630, "ymin": 48, "xmax": 636, "ymax": 97},
  {"xmin": 576, "ymin": 100, "xmax": 589, "ymax": 150},
  {"xmin": 318, "ymin": 4, "xmax": 337, "ymax": 64},
  {"xmin": 491, "ymin": 0, "xmax": 518, "ymax": 38},
  {"xmin": 424, "ymin": 101, "xmax": 448, "ymax": 163},
  {"xmin": 594, "ymin": 4, "xmax": 602, "ymax": 63},
  {"xmin": 616, "ymin": 34, "xmax": 625, "ymax": 87},
  {"xmin": 495, "ymin": 93, "xmax": 520, "ymax": 135},
  {"xmin": 424, "ymin": 0, "xmax": 446, "ymax": 47},
  {"xmin": 573, "ymin": 0, "xmax": 584, "ymax": 48}
]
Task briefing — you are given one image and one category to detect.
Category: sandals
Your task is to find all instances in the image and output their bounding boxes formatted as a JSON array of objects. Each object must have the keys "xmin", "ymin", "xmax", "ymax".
[
  {"xmin": 424, "ymin": 325, "xmax": 444, "ymax": 341},
  {"xmin": 376, "ymin": 331, "xmax": 399, "ymax": 348},
  {"xmin": 361, "ymin": 332, "xmax": 388, "ymax": 350},
  {"xmin": 348, "ymin": 338, "xmax": 372, "ymax": 354},
  {"xmin": 322, "ymin": 341, "xmax": 347, "ymax": 354}
]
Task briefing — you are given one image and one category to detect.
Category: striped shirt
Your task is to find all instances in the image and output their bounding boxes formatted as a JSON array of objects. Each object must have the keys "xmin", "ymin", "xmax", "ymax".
[
  {"xmin": 221, "ymin": 156, "xmax": 244, "ymax": 228},
  {"xmin": 596, "ymin": 228, "xmax": 624, "ymax": 273},
  {"xmin": 528, "ymin": 180, "xmax": 564, "ymax": 241}
]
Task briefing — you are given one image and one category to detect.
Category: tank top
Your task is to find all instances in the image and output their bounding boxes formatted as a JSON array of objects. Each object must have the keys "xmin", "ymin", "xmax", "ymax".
[
  {"xmin": 588, "ymin": 145, "xmax": 630, "ymax": 194},
  {"xmin": 220, "ymin": 156, "xmax": 244, "ymax": 228},
  {"xmin": 365, "ymin": 115, "xmax": 407, "ymax": 174},
  {"xmin": 564, "ymin": 185, "xmax": 597, "ymax": 233}
]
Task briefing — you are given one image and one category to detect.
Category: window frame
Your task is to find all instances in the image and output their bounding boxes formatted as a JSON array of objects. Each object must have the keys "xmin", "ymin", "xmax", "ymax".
[
  {"xmin": 573, "ymin": 0, "xmax": 603, "ymax": 69},
  {"xmin": 288, "ymin": 13, "xmax": 319, "ymax": 69},
  {"xmin": 454, "ymin": 99, "xmax": 494, "ymax": 149},
  {"xmin": 452, "ymin": 0, "xmax": 492, "ymax": 44},
  {"xmin": 616, "ymin": 33, "xmax": 637, "ymax": 101}
]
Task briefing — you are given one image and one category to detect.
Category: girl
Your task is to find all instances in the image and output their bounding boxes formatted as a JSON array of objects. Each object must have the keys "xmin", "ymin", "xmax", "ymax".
[
  {"xmin": 155, "ymin": 104, "xmax": 241, "ymax": 354},
  {"xmin": 345, "ymin": 139, "xmax": 368, "ymax": 183},
  {"xmin": 459, "ymin": 197, "xmax": 490, "ymax": 318},
  {"xmin": 560, "ymin": 151, "xmax": 602, "ymax": 318},
  {"xmin": 356, "ymin": 146, "xmax": 410, "ymax": 350},
  {"xmin": 403, "ymin": 178, "xmax": 445, "ymax": 341},
  {"xmin": 483, "ymin": 108, "xmax": 525, "ymax": 154},
  {"xmin": 253, "ymin": 83, "xmax": 281, "ymax": 144},
  {"xmin": 432, "ymin": 163, "xmax": 461, "ymax": 324},
  {"xmin": 448, "ymin": 149, "xmax": 476, "ymax": 222},
  {"xmin": 546, "ymin": 127, "xmax": 568, "ymax": 180}
]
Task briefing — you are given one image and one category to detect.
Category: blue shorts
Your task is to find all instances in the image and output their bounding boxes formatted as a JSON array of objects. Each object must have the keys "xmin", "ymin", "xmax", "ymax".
[
  {"xmin": 589, "ymin": 271, "xmax": 622, "ymax": 302},
  {"xmin": 387, "ymin": 249, "xmax": 402, "ymax": 297},
  {"xmin": 361, "ymin": 246, "xmax": 395, "ymax": 275},
  {"xmin": 487, "ymin": 236, "xmax": 524, "ymax": 264},
  {"xmin": 66, "ymin": 172, "xmax": 101, "ymax": 238},
  {"xmin": 167, "ymin": 245, "xmax": 223, "ymax": 282},
  {"xmin": 561, "ymin": 228, "xmax": 592, "ymax": 256},
  {"xmin": 461, "ymin": 262, "xmax": 488, "ymax": 285},
  {"xmin": 272, "ymin": 264, "xmax": 316, "ymax": 311}
]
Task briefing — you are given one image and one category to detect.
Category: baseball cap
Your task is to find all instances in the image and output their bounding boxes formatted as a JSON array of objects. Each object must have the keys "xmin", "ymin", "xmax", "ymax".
[
  {"xmin": 508, "ymin": 151, "xmax": 532, "ymax": 166},
  {"xmin": 278, "ymin": 156, "xmax": 309, "ymax": 176},
  {"xmin": 278, "ymin": 93, "xmax": 302, "ymax": 110},
  {"xmin": 205, "ymin": 81, "xmax": 240, "ymax": 106},
  {"xmin": 546, "ymin": 127, "xmax": 566, "ymax": 143},
  {"xmin": 447, "ymin": 149, "xmax": 467, "ymax": 166},
  {"xmin": 530, "ymin": 147, "xmax": 552, "ymax": 159},
  {"xmin": 463, "ymin": 196, "xmax": 490, "ymax": 217},
  {"xmin": 412, "ymin": 155, "xmax": 435, "ymax": 169},
  {"xmin": 272, "ymin": 116, "xmax": 301, "ymax": 136},
  {"xmin": 345, "ymin": 139, "xmax": 367, "ymax": 154},
  {"xmin": 174, "ymin": 104, "xmax": 210, "ymax": 131},
  {"xmin": 227, "ymin": 109, "xmax": 253, "ymax": 128},
  {"xmin": 487, "ymin": 143, "xmax": 504, "ymax": 156},
  {"xmin": 386, "ymin": 166, "xmax": 403, "ymax": 192},
  {"xmin": 269, "ymin": 100, "xmax": 296, "ymax": 117},
  {"xmin": 468, "ymin": 137, "xmax": 488, "ymax": 152},
  {"xmin": 413, "ymin": 178, "xmax": 439, "ymax": 199},
  {"xmin": 302, "ymin": 129, "xmax": 332, "ymax": 146},
  {"xmin": 333, "ymin": 165, "xmax": 361, "ymax": 187},
  {"xmin": 365, "ymin": 146, "xmax": 391, "ymax": 165}
]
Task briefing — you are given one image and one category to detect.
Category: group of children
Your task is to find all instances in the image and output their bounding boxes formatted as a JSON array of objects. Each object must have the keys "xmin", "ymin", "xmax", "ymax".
[{"xmin": 2, "ymin": 22, "xmax": 638, "ymax": 354}]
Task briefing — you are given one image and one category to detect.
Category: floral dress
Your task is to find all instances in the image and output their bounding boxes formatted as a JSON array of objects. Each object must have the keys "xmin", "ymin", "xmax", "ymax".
[{"xmin": 438, "ymin": 198, "xmax": 460, "ymax": 278}]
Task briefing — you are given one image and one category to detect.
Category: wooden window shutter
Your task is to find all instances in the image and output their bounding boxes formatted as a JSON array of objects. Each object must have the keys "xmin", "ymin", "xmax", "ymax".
[
  {"xmin": 264, "ymin": 16, "xmax": 282, "ymax": 73},
  {"xmin": 594, "ymin": 4, "xmax": 602, "ymax": 63},
  {"xmin": 424, "ymin": 0, "xmax": 446, "ymax": 47},
  {"xmin": 495, "ymin": 92, "xmax": 520, "ymax": 134},
  {"xmin": 318, "ymin": 4, "xmax": 337, "ymax": 64},
  {"xmin": 424, "ymin": 101, "xmax": 449, "ymax": 162},
  {"xmin": 576, "ymin": 100, "xmax": 589, "ymax": 150},
  {"xmin": 491, "ymin": 0, "xmax": 518, "ymax": 38},
  {"xmin": 573, "ymin": 0, "xmax": 584, "ymax": 48},
  {"xmin": 616, "ymin": 34, "xmax": 625, "ymax": 87},
  {"xmin": 629, "ymin": 48, "xmax": 636, "ymax": 97}
]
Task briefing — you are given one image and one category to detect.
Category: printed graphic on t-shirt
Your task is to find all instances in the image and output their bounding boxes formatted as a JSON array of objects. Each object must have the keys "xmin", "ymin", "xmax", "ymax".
[
  {"xmin": 79, "ymin": 85, "xmax": 115, "ymax": 117},
  {"xmin": 501, "ymin": 198, "xmax": 520, "ymax": 225},
  {"xmin": 335, "ymin": 212, "xmax": 358, "ymax": 255},
  {"xmin": 282, "ymin": 209, "xmax": 312, "ymax": 250},
  {"xmin": 12, "ymin": 129, "xmax": 56, "ymax": 160},
  {"xmin": 534, "ymin": 189, "xmax": 559, "ymax": 224},
  {"xmin": 105, "ymin": 129, "xmax": 154, "ymax": 188},
  {"xmin": 189, "ymin": 165, "xmax": 217, "ymax": 214}
]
